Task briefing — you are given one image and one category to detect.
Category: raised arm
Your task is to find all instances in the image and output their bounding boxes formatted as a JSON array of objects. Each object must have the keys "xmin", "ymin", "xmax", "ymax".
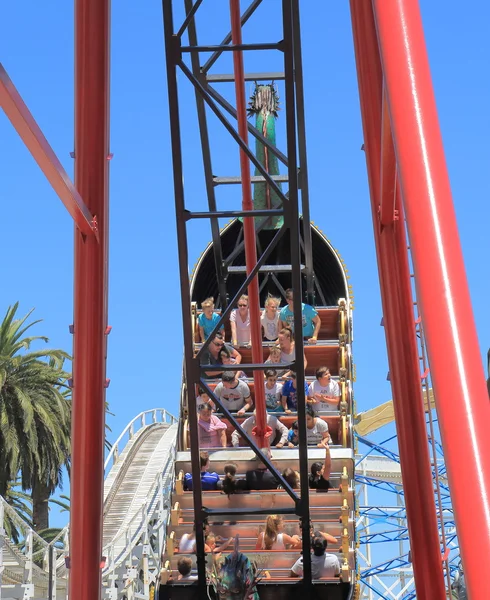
[{"xmin": 323, "ymin": 445, "xmax": 332, "ymax": 480}]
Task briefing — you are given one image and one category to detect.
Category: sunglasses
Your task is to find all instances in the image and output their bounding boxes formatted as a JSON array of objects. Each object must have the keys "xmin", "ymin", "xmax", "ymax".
[{"xmin": 238, "ymin": 303, "xmax": 248, "ymax": 307}]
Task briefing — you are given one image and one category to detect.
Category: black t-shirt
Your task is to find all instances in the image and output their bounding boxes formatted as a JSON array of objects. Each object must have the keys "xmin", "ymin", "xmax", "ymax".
[
  {"xmin": 308, "ymin": 475, "xmax": 331, "ymax": 490},
  {"xmin": 245, "ymin": 468, "xmax": 278, "ymax": 490}
]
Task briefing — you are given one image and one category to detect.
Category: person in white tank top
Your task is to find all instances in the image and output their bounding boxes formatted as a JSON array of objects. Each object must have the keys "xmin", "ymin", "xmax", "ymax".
[
  {"xmin": 261, "ymin": 295, "xmax": 280, "ymax": 341},
  {"xmin": 230, "ymin": 294, "xmax": 251, "ymax": 346},
  {"xmin": 255, "ymin": 515, "xmax": 301, "ymax": 550}
]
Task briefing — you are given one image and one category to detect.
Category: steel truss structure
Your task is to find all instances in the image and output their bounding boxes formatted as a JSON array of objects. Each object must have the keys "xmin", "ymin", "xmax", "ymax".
[
  {"xmin": 0, "ymin": 0, "xmax": 488, "ymax": 599},
  {"xmin": 163, "ymin": 0, "xmax": 321, "ymax": 593},
  {"xmin": 356, "ymin": 430, "xmax": 460, "ymax": 600}
]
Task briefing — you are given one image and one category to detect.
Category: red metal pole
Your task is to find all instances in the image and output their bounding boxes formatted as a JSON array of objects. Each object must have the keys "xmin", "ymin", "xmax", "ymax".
[
  {"xmin": 70, "ymin": 0, "xmax": 110, "ymax": 598},
  {"xmin": 350, "ymin": 2, "xmax": 446, "ymax": 598},
  {"xmin": 229, "ymin": 0, "xmax": 267, "ymax": 448},
  {"xmin": 379, "ymin": 88, "xmax": 396, "ymax": 227},
  {"xmin": 0, "ymin": 64, "xmax": 96, "ymax": 237},
  {"xmin": 373, "ymin": 0, "xmax": 490, "ymax": 593}
]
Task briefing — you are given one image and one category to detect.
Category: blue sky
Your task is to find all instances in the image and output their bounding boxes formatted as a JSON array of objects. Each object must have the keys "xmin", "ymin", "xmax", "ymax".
[{"xmin": 0, "ymin": 0, "xmax": 489, "ymax": 531}]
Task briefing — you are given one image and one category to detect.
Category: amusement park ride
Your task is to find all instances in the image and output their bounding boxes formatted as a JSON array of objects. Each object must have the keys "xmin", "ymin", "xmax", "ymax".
[{"xmin": 0, "ymin": 0, "xmax": 488, "ymax": 599}]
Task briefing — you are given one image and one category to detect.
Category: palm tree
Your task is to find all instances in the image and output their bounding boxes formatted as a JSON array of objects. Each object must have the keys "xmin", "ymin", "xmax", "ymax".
[
  {"xmin": 3, "ymin": 480, "xmax": 33, "ymax": 543},
  {"xmin": 0, "ymin": 303, "xmax": 71, "ymax": 532}
]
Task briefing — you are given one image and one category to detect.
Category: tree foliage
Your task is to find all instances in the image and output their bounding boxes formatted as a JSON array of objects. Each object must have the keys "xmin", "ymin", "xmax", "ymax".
[{"xmin": 0, "ymin": 303, "xmax": 71, "ymax": 530}]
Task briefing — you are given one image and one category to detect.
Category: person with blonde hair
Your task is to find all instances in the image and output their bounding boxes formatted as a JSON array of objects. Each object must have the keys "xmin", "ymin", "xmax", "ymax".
[
  {"xmin": 255, "ymin": 515, "xmax": 301, "ymax": 550},
  {"xmin": 261, "ymin": 295, "xmax": 281, "ymax": 341},
  {"xmin": 198, "ymin": 297, "xmax": 224, "ymax": 342},
  {"xmin": 230, "ymin": 294, "xmax": 251, "ymax": 347}
]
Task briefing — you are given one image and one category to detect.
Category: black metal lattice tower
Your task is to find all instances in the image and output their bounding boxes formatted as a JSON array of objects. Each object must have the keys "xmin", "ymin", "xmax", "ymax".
[{"xmin": 162, "ymin": 0, "xmax": 316, "ymax": 593}]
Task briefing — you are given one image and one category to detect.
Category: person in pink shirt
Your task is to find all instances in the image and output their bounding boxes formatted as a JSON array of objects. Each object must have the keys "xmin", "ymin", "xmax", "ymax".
[{"xmin": 197, "ymin": 403, "xmax": 228, "ymax": 448}]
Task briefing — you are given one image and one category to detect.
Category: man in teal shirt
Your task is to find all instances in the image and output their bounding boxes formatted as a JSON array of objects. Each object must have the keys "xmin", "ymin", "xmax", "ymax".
[{"xmin": 279, "ymin": 289, "xmax": 321, "ymax": 343}]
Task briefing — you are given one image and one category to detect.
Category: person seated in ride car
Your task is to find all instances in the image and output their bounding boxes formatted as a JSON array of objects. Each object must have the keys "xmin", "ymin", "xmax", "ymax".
[
  {"xmin": 281, "ymin": 372, "xmax": 309, "ymax": 413},
  {"xmin": 198, "ymin": 297, "xmax": 225, "ymax": 341},
  {"xmin": 213, "ymin": 371, "xmax": 253, "ymax": 416},
  {"xmin": 200, "ymin": 333, "xmax": 242, "ymax": 379},
  {"xmin": 231, "ymin": 410, "xmax": 288, "ymax": 448},
  {"xmin": 176, "ymin": 556, "xmax": 197, "ymax": 581},
  {"xmin": 255, "ymin": 514, "xmax": 301, "ymax": 550},
  {"xmin": 287, "ymin": 420, "xmax": 299, "ymax": 447},
  {"xmin": 218, "ymin": 345, "xmax": 247, "ymax": 381},
  {"xmin": 184, "ymin": 451, "xmax": 220, "ymax": 491},
  {"xmin": 197, "ymin": 403, "xmax": 228, "ymax": 448},
  {"xmin": 278, "ymin": 327, "xmax": 307, "ymax": 378},
  {"xmin": 261, "ymin": 295, "xmax": 281, "ymax": 341},
  {"xmin": 230, "ymin": 294, "xmax": 251, "ymax": 347},
  {"xmin": 245, "ymin": 447, "xmax": 279, "ymax": 491},
  {"xmin": 308, "ymin": 445, "xmax": 332, "ymax": 490},
  {"xmin": 290, "ymin": 535, "xmax": 340, "ymax": 579},
  {"xmin": 278, "ymin": 288, "xmax": 321, "ymax": 344},
  {"xmin": 265, "ymin": 345, "xmax": 288, "ymax": 379},
  {"xmin": 308, "ymin": 367, "xmax": 341, "ymax": 412},
  {"xmin": 264, "ymin": 369, "xmax": 284, "ymax": 412},
  {"xmin": 196, "ymin": 387, "xmax": 215, "ymax": 411},
  {"xmin": 305, "ymin": 405, "xmax": 331, "ymax": 447}
]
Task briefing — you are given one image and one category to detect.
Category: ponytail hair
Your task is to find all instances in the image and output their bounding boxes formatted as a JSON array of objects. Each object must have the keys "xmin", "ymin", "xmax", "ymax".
[
  {"xmin": 263, "ymin": 515, "xmax": 282, "ymax": 550},
  {"xmin": 222, "ymin": 471, "xmax": 238, "ymax": 496}
]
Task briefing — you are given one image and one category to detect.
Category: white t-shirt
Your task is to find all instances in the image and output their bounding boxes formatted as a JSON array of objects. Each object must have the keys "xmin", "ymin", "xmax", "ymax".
[
  {"xmin": 308, "ymin": 380, "xmax": 340, "ymax": 413},
  {"xmin": 179, "ymin": 533, "xmax": 196, "ymax": 552},
  {"xmin": 230, "ymin": 309, "xmax": 251, "ymax": 345},
  {"xmin": 261, "ymin": 310, "xmax": 280, "ymax": 340},
  {"xmin": 264, "ymin": 381, "xmax": 283, "ymax": 411},
  {"xmin": 214, "ymin": 380, "xmax": 251, "ymax": 411},
  {"xmin": 291, "ymin": 553, "xmax": 340, "ymax": 579},
  {"xmin": 306, "ymin": 418, "xmax": 329, "ymax": 445}
]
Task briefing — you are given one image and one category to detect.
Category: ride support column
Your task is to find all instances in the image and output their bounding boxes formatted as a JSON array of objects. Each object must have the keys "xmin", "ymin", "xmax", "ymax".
[
  {"xmin": 71, "ymin": 0, "xmax": 111, "ymax": 599},
  {"xmin": 373, "ymin": 1, "xmax": 490, "ymax": 596},
  {"xmin": 229, "ymin": 0, "xmax": 268, "ymax": 447},
  {"xmin": 350, "ymin": 1, "xmax": 446, "ymax": 598}
]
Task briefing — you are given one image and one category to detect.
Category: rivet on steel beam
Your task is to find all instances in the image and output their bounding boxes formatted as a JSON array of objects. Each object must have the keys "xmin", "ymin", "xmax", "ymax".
[
  {"xmin": 361, "ymin": 143, "xmax": 365, "ymax": 151},
  {"xmin": 380, "ymin": 317, "xmax": 384, "ymax": 326},
  {"xmin": 386, "ymin": 372, "xmax": 390, "ymax": 381},
  {"xmin": 69, "ymin": 324, "xmax": 75, "ymax": 334},
  {"xmin": 104, "ymin": 379, "xmax": 111, "ymax": 388},
  {"xmin": 105, "ymin": 326, "xmax": 112, "ymax": 335}
]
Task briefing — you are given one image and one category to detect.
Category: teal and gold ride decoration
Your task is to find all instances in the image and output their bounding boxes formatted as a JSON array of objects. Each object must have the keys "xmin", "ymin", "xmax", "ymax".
[{"xmin": 246, "ymin": 83, "xmax": 284, "ymax": 230}]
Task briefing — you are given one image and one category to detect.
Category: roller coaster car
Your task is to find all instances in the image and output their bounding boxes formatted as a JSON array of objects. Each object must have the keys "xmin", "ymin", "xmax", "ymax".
[{"xmin": 161, "ymin": 220, "xmax": 356, "ymax": 599}]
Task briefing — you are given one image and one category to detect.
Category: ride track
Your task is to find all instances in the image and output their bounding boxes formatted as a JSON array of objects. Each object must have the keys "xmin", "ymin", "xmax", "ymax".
[{"xmin": 0, "ymin": 1, "xmax": 488, "ymax": 599}]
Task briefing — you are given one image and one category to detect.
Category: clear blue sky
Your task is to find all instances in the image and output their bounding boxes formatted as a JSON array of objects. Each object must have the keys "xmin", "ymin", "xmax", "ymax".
[{"xmin": 0, "ymin": 1, "xmax": 489, "ymax": 526}]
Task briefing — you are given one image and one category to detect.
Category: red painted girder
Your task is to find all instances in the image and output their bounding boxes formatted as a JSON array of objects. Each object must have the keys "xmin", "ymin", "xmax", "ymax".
[
  {"xmin": 230, "ymin": 0, "xmax": 268, "ymax": 447},
  {"xmin": 0, "ymin": 64, "xmax": 96, "ymax": 238},
  {"xmin": 70, "ymin": 0, "xmax": 110, "ymax": 598},
  {"xmin": 373, "ymin": 0, "xmax": 490, "ymax": 594},
  {"xmin": 350, "ymin": 1, "xmax": 446, "ymax": 598},
  {"xmin": 379, "ymin": 87, "xmax": 397, "ymax": 227}
]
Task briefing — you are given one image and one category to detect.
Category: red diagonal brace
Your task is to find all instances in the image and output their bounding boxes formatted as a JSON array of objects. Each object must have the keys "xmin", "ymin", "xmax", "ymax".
[{"xmin": 0, "ymin": 63, "xmax": 97, "ymax": 239}]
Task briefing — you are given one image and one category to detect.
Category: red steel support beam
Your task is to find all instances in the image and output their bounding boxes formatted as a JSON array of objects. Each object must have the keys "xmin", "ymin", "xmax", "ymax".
[
  {"xmin": 379, "ymin": 88, "xmax": 396, "ymax": 227},
  {"xmin": 70, "ymin": 0, "xmax": 110, "ymax": 598},
  {"xmin": 0, "ymin": 64, "xmax": 96, "ymax": 237},
  {"xmin": 373, "ymin": 0, "xmax": 490, "ymax": 594},
  {"xmin": 229, "ymin": 0, "xmax": 268, "ymax": 448},
  {"xmin": 350, "ymin": 2, "xmax": 446, "ymax": 598}
]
